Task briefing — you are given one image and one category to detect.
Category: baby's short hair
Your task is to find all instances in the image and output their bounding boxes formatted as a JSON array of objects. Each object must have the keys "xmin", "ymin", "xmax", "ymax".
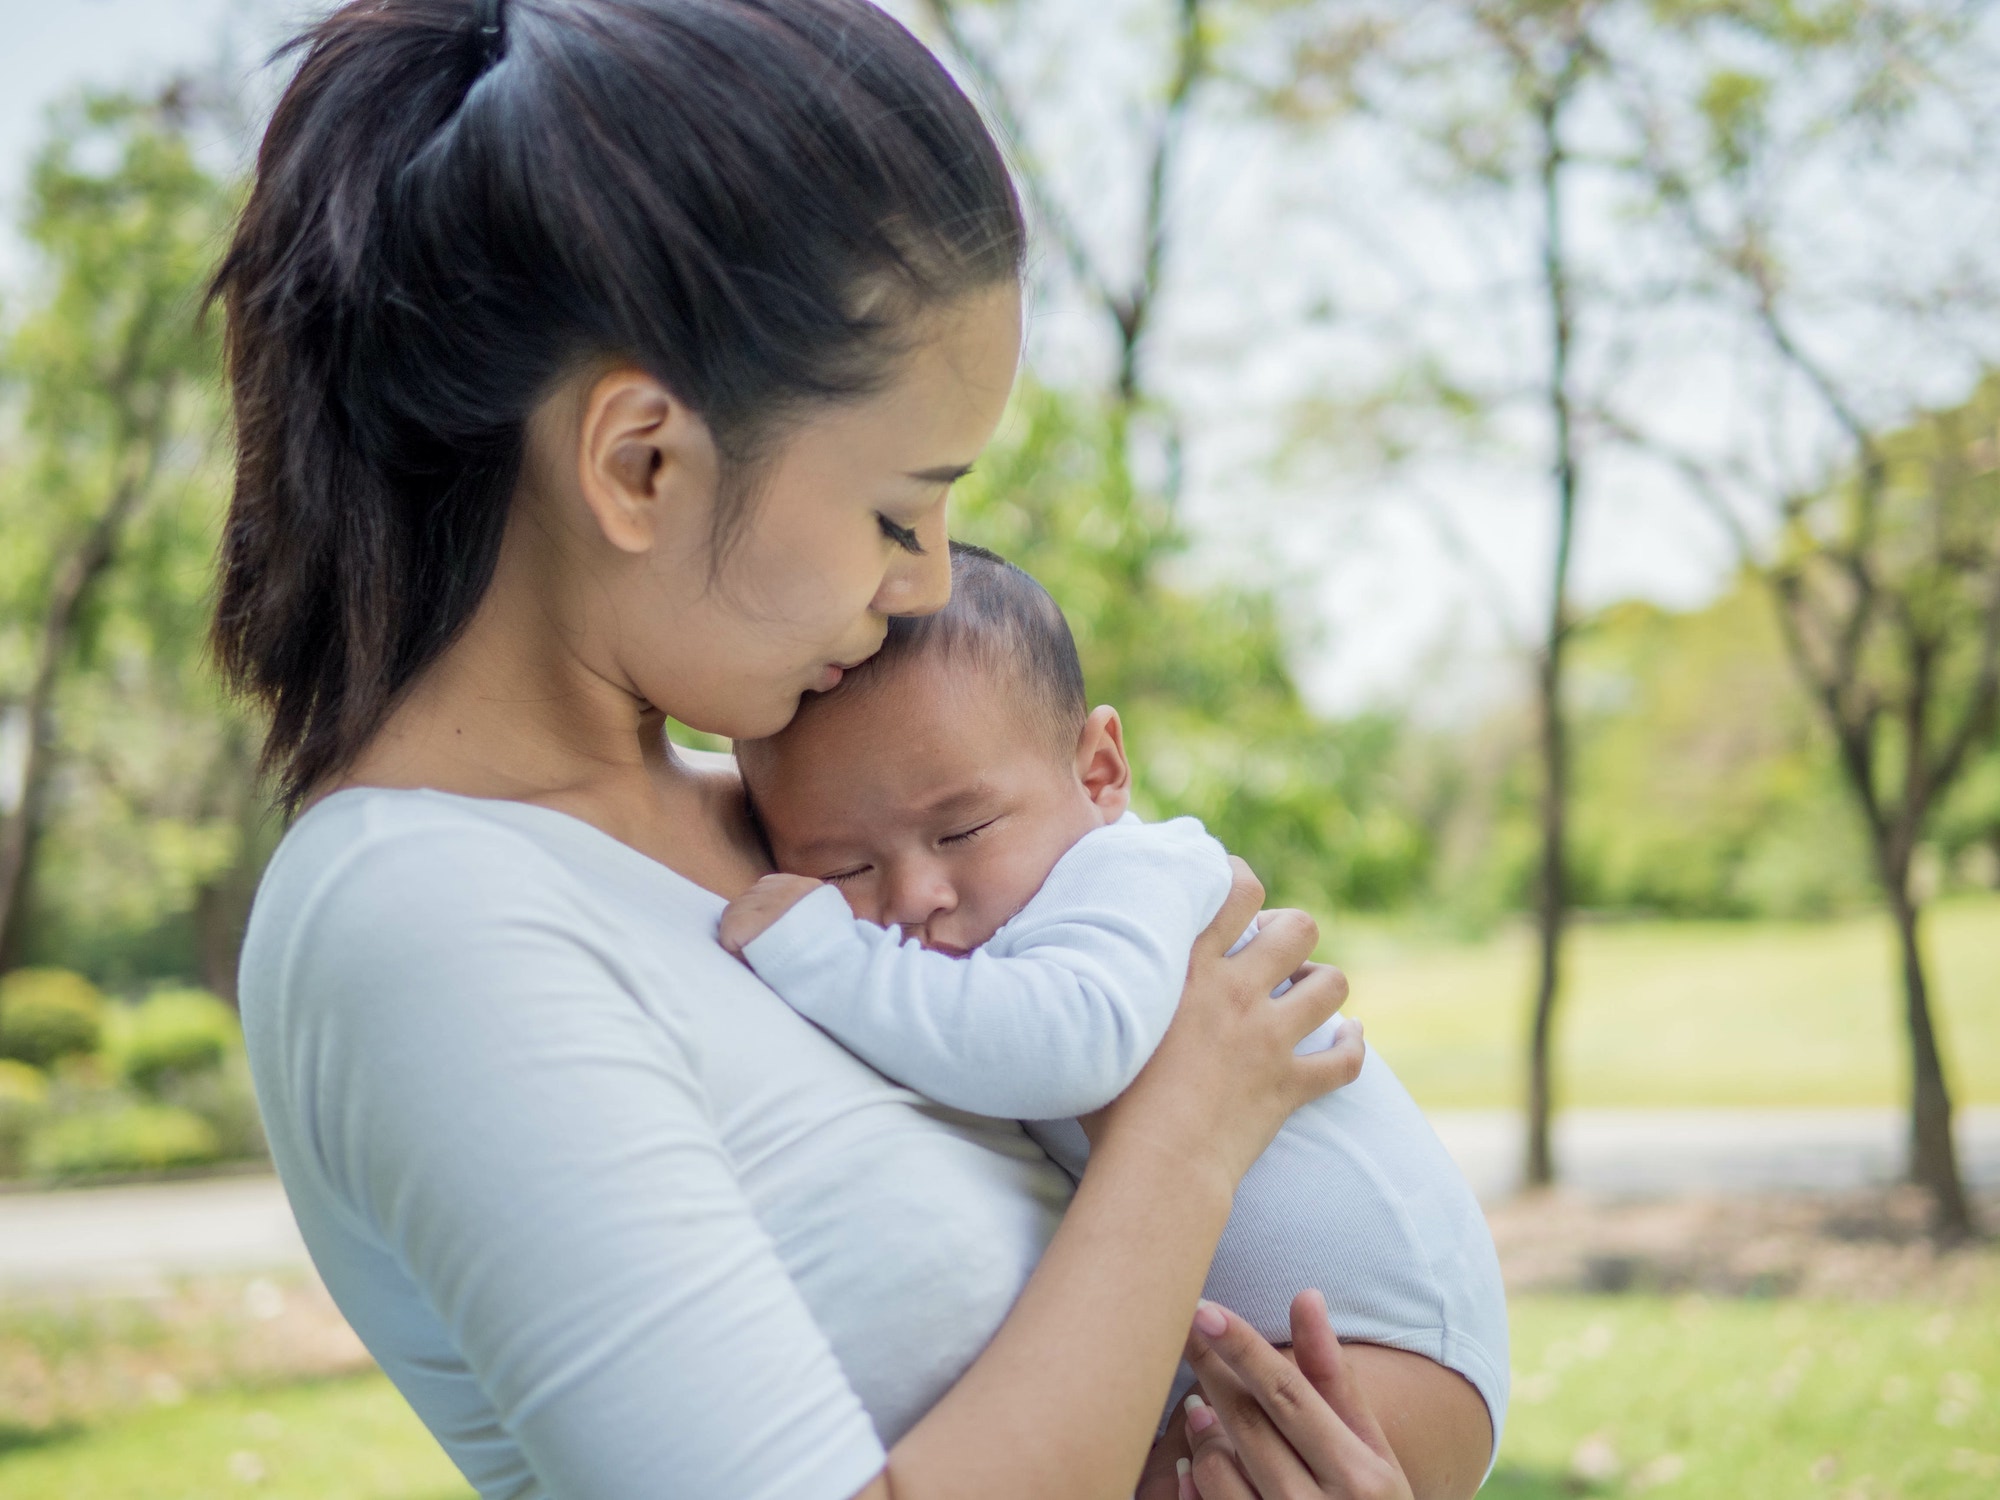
[{"xmin": 795, "ymin": 542, "xmax": 1086, "ymax": 752}]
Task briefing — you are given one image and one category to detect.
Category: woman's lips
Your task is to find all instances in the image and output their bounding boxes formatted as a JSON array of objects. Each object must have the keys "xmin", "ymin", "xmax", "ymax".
[{"xmin": 814, "ymin": 653, "xmax": 874, "ymax": 691}]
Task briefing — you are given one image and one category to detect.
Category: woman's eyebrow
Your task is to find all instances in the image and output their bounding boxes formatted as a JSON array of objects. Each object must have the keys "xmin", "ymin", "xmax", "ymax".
[{"xmin": 905, "ymin": 461, "xmax": 975, "ymax": 484}]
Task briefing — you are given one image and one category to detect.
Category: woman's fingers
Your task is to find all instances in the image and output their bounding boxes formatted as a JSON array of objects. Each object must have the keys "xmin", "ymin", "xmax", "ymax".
[
  {"xmin": 1289, "ymin": 1291, "xmax": 1397, "ymax": 1466},
  {"xmin": 1288, "ymin": 1011, "xmax": 1366, "ymax": 1104},
  {"xmin": 1241, "ymin": 907, "xmax": 1319, "ymax": 990},
  {"xmin": 1187, "ymin": 1300, "xmax": 1385, "ymax": 1490},
  {"xmin": 1181, "ymin": 1393, "xmax": 1259, "ymax": 1500},
  {"xmin": 1272, "ymin": 961, "xmax": 1349, "ymax": 1049},
  {"xmin": 1193, "ymin": 859, "xmax": 1266, "ymax": 960}
]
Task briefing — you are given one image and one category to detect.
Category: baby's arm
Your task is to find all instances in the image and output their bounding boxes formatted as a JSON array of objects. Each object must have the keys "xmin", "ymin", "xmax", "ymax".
[{"xmin": 723, "ymin": 820, "xmax": 1233, "ymax": 1119}]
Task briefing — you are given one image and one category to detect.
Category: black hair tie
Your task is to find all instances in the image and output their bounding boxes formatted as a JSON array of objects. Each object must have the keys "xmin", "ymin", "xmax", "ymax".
[{"xmin": 472, "ymin": 0, "xmax": 507, "ymax": 68}]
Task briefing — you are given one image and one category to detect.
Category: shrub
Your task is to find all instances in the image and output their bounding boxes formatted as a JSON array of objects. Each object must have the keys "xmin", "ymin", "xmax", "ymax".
[
  {"xmin": 26, "ymin": 1103, "xmax": 222, "ymax": 1178},
  {"xmin": 0, "ymin": 1058, "xmax": 52, "ymax": 1178},
  {"xmin": 160, "ymin": 1059, "xmax": 267, "ymax": 1161},
  {"xmin": 0, "ymin": 969, "xmax": 106, "ymax": 1068},
  {"xmin": 119, "ymin": 988, "xmax": 240, "ymax": 1095}
]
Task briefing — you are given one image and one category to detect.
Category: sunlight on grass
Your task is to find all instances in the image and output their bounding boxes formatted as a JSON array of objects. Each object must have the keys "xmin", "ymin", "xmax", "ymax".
[
  {"xmin": 1335, "ymin": 895, "xmax": 2000, "ymax": 1109},
  {"xmin": 1497, "ymin": 1284, "xmax": 2000, "ymax": 1498},
  {"xmin": 0, "ymin": 1374, "xmax": 471, "ymax": 1500},
  {"xmin": 4, "ymin": 1285, "xmax": 1996, "ymax": 1498}
]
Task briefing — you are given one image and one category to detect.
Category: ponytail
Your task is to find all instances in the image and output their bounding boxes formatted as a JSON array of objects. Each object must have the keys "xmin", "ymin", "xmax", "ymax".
[{"xmin": 210, "ymin": 0, "xmax": 1024, "ymax": 811}]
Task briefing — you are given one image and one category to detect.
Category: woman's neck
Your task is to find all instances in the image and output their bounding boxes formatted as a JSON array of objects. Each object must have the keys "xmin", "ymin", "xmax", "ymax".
[{"xmin": 329, "ymin": 573, "xmax": 769, "ymax": 898}]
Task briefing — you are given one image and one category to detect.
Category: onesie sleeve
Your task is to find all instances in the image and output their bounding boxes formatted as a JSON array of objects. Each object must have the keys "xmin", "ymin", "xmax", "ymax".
[
  {"xmin": 269, "ymin": 825, "xmax": 887, "ymax": 1500},
  {"xmin": 741, "ymin": 818, "xmax": 1234, "ymax": 1118}
]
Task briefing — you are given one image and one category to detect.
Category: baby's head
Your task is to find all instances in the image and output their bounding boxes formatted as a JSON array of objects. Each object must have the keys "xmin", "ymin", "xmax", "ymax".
[{"xmin": 738, "ymin": 544, "xmax": 1130, "ymax": 954}]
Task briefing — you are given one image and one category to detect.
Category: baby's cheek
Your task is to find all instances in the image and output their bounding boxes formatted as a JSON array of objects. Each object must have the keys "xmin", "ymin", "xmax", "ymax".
[{"xmin": 831, "ymin": 876, "xmax": 885, "ymax": 925}]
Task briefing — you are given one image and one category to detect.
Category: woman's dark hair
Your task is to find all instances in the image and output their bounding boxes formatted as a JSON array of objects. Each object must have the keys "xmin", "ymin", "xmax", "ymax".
[{"xmin": 210, "ymin": 0, "xmax": 1024, "ymax": 811}]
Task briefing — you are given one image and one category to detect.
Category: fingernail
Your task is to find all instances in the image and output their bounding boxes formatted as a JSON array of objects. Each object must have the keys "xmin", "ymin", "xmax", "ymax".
[
  {"xmin": 1176, "ymin": 1455, "xmax": 1194, "ymax": 1499},
  {"xmin": 1184, "ymin": 1393, "xmax": 1216, "ymax": 1434},
  {"xmin": 1193, "ymin": 1300, "xmax": 1228, "ymax": 1338}
]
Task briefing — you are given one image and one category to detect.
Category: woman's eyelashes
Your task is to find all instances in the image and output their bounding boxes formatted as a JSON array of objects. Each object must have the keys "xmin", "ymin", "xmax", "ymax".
[{"xmin": 876, "ymin": 512, "xmax": 924, "ymax": 554}]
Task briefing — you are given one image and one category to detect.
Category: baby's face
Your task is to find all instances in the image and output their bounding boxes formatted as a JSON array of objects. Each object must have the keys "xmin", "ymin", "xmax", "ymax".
[{"xmin": 745, "ymin": 656, "xmax": 1118, "ymax": 954}]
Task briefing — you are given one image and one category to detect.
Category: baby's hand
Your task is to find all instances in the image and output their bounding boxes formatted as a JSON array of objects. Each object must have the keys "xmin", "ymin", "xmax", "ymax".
[{"xmin": 719, "ymin": 873, "xmax": 825, "ymax": 955}]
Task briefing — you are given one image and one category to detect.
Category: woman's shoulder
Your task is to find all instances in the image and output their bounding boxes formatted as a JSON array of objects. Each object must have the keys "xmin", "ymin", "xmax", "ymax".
[
  {"xmin": 248, "ymin": 787, "xmax": 712, "ymax": 970},
  {"xmin": 265, "ymin": 787, "xmax": 588, "ymax": 903}
]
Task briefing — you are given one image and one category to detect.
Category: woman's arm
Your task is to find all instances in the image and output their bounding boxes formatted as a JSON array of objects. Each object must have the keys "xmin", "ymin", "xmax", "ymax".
[{"xmin": 862, "ymin": 864, "xmax": 1365, "ymax": 1500}]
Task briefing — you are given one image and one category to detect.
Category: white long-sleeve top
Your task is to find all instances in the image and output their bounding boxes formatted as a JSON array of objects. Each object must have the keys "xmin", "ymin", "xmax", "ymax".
[
  {"xmin": 743, "ymin": 813, "xmax": 1512, "ymax": 1462},
  {"xmin": 743, "ymin": 815, "xmax": 1231, "ymax": 1119},
  {"xmin": 240, "ymin": 789, "xmax": 1072, "ymax": 1500}
]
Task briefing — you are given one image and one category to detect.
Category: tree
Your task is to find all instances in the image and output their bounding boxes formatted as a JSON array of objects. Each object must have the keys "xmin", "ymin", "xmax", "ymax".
[
  {"xmin": 1261, "ymin": 0, "xmax": 1634, "ymax": 1185},
  {"xmin": 1613, "ymin": 2, "xmax": 2000, "ymax": 1236},
  {"xmin": 0, "ymin": 84, "xmax": 243, "ymax": 990},
  {"xmin": 915, "ymin": 0, "xmax": 1212, "ymax": 431}
]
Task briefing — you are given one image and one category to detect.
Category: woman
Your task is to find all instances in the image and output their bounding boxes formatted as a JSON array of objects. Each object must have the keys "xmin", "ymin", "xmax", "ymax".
[{"xmin": 212, "ymin": 2, "xmax": 1492, "ymax": 1497}]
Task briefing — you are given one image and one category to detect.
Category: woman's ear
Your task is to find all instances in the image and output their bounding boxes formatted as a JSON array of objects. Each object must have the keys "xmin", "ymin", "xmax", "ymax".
[
  {"xmin": 1075, "ymin": 705, "xmax": 1132, "ymax": 823},
  {"xmin": 574, "ymin": 367, "xmax": 717, "ymax": 555}
]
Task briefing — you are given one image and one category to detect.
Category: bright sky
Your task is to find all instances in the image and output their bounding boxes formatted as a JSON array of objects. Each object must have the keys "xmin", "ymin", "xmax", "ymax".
[{"xmin": 7, "ymin": 0, "xmax": 1985, "ymax": 716}]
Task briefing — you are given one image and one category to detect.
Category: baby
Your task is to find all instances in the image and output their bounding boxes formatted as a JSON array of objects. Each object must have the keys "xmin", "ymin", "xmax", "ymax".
[{"xmin": 721, "ymin": 543, "xmax": 1508, "ymax": 1458}]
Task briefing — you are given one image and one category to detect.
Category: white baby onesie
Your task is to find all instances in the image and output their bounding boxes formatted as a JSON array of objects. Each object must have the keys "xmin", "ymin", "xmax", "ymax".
[{"xmin": 741, "ymin": 814, "xmax": 1510, "ymax": 1455}]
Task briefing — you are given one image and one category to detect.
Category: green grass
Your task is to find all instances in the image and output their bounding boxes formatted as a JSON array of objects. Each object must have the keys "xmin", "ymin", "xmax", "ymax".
[
  {"xmin": 3, "ymin": 1285, "xmax": 1995, "ymax": 1498},
  {"xmin": 1333, "ymin": 894, "xmax": 2000, "ymax": 1109},
  {"xmin": 1492, "ymin": 1285, "xmax": 2000, "ymax": 1498},
  {"xmin": 0, "ymin": 1375, "xmax": 471, "ymax": 1500}
]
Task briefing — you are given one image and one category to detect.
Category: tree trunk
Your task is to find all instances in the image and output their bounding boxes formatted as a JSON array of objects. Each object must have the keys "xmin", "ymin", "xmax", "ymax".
[
  {"xmin": 0, "ymin": 473, "xmax": 150, "ymax": 981},
  {"xmin": 1883, "ymin": 867, "xmax": 1976, "ymax": 1239},
  {"xmin": 1525, "ymin": 83, "xmax": 1581, "ymax": 1190},
  {"xmin": 1526, "ymin": 637, "xmax": 1570, "ymax": 1187}
]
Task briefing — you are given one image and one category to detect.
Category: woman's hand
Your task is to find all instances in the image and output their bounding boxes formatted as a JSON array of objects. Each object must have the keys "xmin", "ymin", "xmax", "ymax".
[
  {"xmin": 1178, "ymin": 1293, "xmax": 1414, "ymax": 1500},
  {"xmin": 1086, "ymin": 859, "xmax": 1363, "ymax": 1190}
]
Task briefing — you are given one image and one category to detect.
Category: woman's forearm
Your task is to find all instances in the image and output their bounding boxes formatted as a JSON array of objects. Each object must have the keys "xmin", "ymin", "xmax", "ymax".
[{"xmin": 881, "ymin": 1129, "xmax": 1236, "ymax": 1500}]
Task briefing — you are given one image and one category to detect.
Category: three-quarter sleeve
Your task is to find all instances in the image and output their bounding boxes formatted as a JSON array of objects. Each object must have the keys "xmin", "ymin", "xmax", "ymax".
[{"xmin": 271, "ymin": 826, "xmax": 888, "ymax": 1500}]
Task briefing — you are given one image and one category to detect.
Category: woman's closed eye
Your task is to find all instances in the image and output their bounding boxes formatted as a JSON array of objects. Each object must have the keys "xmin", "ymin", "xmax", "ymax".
[{"xmin": 876, "ymin": 513, "xmax": 924, "ymax": 554}]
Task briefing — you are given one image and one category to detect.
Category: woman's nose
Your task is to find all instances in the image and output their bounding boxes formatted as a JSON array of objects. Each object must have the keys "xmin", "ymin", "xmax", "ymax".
[{"xmin": 874, "ymin": 509, "xmax": 952, "ymax": 618}]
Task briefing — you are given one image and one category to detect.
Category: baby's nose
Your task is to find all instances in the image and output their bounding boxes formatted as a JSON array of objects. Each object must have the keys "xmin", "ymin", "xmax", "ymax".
[{"xmin": 885, "ymin": 866, "xmax": 957, "ymax": 931}]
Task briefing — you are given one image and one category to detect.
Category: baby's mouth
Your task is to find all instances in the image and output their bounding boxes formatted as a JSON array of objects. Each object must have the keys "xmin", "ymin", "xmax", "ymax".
[{"xmin": 908, "ymin": 930, "xmax": 973, "ymax": 959}]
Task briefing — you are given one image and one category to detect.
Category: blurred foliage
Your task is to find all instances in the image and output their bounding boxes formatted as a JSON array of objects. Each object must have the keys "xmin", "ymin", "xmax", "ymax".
[
  {"xmin": 25, "ymin": 1100, "xmax": 221, "ymax": 1179},
  {"xmin": 112, "ymin": 986, "xmax": 238, "ymax": 1096},
  {"xmin": 1427, "ymin": 579, "xmax": 1888, "ymax": 925},
  {"xmin": 0, "ymin": 967, "xmax": 106, "ymax": 1068},
  {"xmin": 0, "ymin": 965, "xmax": 254, "ymax": 1180},
  {"xmin": 953, "ymin": 382, "xmax": 1434, "ymax": 912},
  {"xmin": 0, "ymin": 85, "xmax": 263, "ymax": 996},
  {"xmin": 1568, "ymin": 583, "xmax": 1872, "ymax": 919},
  {"xmin": 0, "ymin": 1057, "xmax": 53, "ymax": 1177}
]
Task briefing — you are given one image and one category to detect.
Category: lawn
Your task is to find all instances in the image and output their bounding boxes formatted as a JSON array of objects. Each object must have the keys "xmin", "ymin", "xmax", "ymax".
[
  {"xmin": 1333, "ymin": 894, "xmax": 2000, "ymax": 1109},
  {"xmin": 0, "ymin": 1375, "xmax": 471, "ymax": 1500},
  {"xmin": 3, "ymin": 1282, "xmax": 1995, "ymax": 1499},
  {"xmin": 1491, "ymin": 1281, "xmax": 2000, "ymax": 1499}
]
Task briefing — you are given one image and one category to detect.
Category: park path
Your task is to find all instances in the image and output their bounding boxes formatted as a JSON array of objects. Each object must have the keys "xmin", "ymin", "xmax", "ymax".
[{"xmin": 2, "ymin": 1108, "xmax": 1996, "ymax": 1294}]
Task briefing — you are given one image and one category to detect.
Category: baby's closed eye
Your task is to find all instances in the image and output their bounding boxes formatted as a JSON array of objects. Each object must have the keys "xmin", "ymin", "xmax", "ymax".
[{"xmin": 939, "ymin": 819, "xmax": 996, "ymax": 847}]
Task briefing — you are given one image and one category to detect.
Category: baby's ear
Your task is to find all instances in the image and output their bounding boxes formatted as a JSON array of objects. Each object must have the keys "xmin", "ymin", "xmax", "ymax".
[{"xmin": 1075, "ymin": 705, "xmax": 1131, "ymax": 822}]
